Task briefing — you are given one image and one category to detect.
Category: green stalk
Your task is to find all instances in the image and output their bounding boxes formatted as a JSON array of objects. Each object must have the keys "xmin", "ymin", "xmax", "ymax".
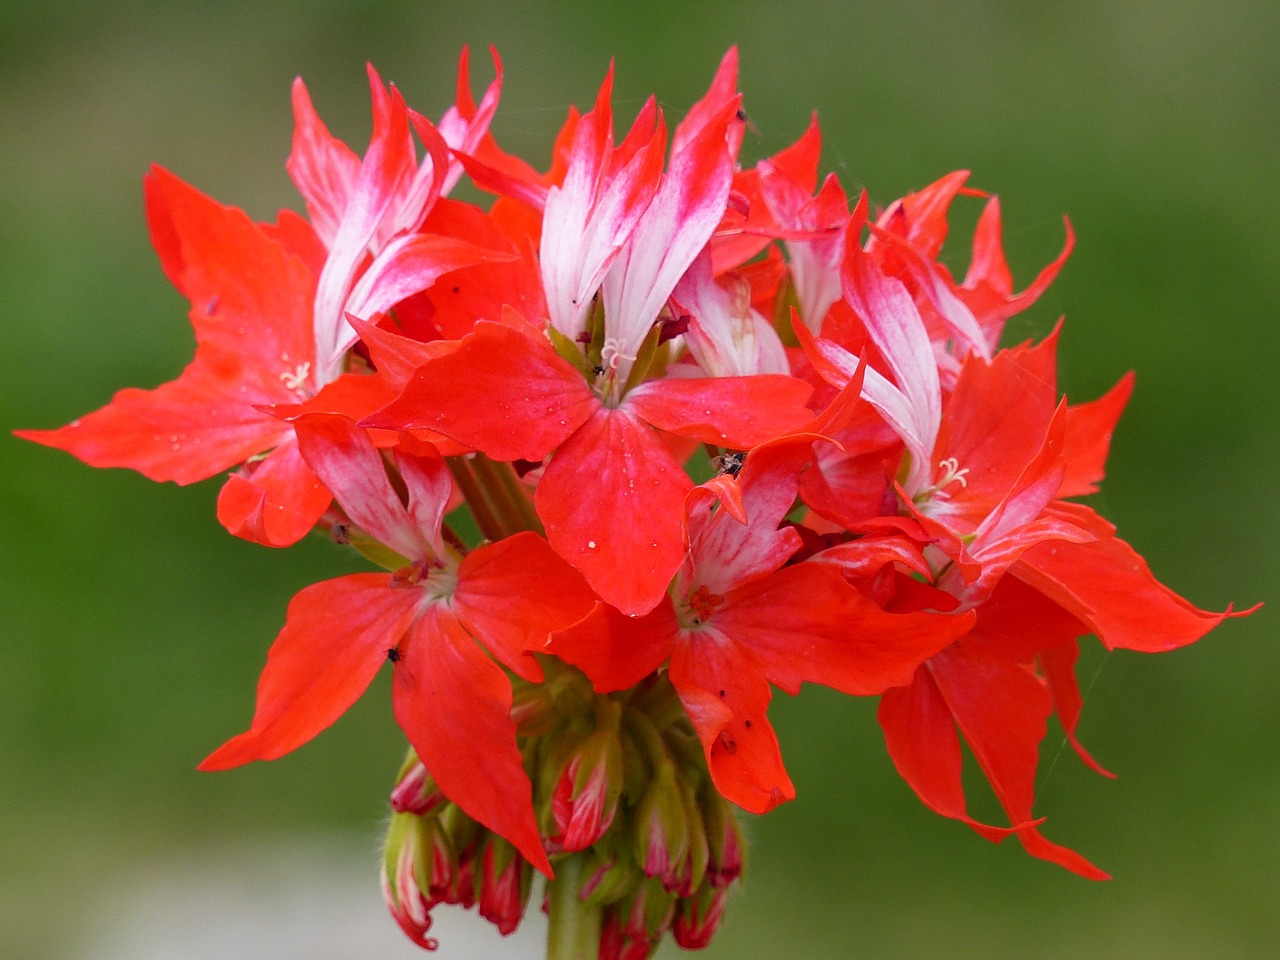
[
  {"xmin": 545, "ymin": 853, "xmax": 603, "ymax": 960},
  {"xmin": 447, "ymin": 457, "xmax": 505, "ymax": 542}
]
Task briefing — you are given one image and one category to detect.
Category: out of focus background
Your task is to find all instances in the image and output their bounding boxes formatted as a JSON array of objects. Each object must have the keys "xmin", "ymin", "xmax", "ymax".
[{"xmin": 2, "ymin": 1, "xmax": 1276, "ymax": 958}]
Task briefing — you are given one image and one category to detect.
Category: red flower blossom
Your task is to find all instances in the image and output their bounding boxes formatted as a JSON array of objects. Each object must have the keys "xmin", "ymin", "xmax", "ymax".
[{"xmin": 199, "ymin": 414, "xmax": 597, "ymax": 873}]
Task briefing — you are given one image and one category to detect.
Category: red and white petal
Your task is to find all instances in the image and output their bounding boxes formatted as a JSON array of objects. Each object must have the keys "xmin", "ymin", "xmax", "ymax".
[
  {"xmin": 293, "ymin": 413, "xmax": 441, "ymax": 561},
  {"xmin": 286, "ymin": 77, "xmax": 361, "ymax": 248}
]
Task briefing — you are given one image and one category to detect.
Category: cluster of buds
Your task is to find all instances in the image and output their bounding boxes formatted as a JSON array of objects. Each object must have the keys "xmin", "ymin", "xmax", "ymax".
[
  {"xmin": 19, "ymin": 44, "xmax": 1253, "ymax": 958},
  {"xmin": 383, "ymin": 666, "xmax": 745, "ymax": 954}
]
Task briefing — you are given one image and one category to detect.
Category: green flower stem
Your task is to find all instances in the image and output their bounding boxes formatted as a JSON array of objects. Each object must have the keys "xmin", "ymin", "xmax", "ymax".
[
  {"xmin": 446, "ymin": 457, "xmax": 505, "ymax": 542},
  {"xmin": 546, "ymin": 853, "xmax": 602, "ymax": 960},
  {"xmin": 471, "ymin": 454, "xmax": 543, "ymax": 537}
]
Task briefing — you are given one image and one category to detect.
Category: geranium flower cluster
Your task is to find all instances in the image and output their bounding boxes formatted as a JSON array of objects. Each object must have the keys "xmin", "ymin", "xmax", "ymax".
[{"xmin": 20, "ymin": 47, "xmax": 1251, "ymax": 959}]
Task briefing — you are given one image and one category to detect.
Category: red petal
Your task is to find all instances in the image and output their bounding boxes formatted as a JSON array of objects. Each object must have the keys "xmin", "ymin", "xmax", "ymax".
[
  {"xmin": 878, "ymin": 668, "xmax": 1013, "ymax": 842},
  {"xmin": 928, "ymin": 644, "xmax": 1110, "ymax": 879},
  {"xmin": 936, "ymin": 329, "xmax": 1061, "ymax": 519},
  {"xmin": 1015, "ymin": 535, "xmax": 1238, "ymax": 652},
  {"xmin": 1059, "ymin": 372, "xmax": 1134, "ymax": 497},
  {"xmin": 626, "ymin": 374, "xmax": 812, "ymax": 449},
  {"xmin": 546, "ymin": 599, "xmax": 678, "ymax": 693},
  {"xmin": 365, "ymin": 320, "xmax": 597, "ymax": 461},
  {"xmin": 21, "ymin": 170, "xmax": 318, "ymax": 484},
  {"xmin": 453, "ymin": 532, "xmax": 600, "ymax": 682},
  {"xmin": 392, "ymin": 606, "xmax": 551, "ymax": 875},
  {"xmin": 200, "ymin": 573, "xmax": 416, "ymax": 770},
  {"xmin": 670, "ymin": 631, "xmax": 794, "ymax": 814},
  {"xmin": 18, "ymin": 348, "xmax": 290, "ymax": 485},
  {"xmin": 716, "ymin": 563, "xmax": 974, "ymax": 696},
  {"xmin": 535, "ymin": 406, "xmax": 691, "ymax": 615},
  {"xmin": 216, "ymin": 435, "xmax": 332, "ymax": 547},
  {"xmin": 145, "ymin": 167, "xmax": 316, "ymax": 394}
]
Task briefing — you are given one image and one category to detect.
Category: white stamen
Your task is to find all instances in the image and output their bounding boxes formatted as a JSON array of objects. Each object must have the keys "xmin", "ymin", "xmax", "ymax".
[
  {"xmin": 279, "ymin": 361, "xmax": 311, "ymax": 392},
  {"xmin": 599, "ymin": 338, "xmax": 636, "ymax": 372},
  {"xmin": 936, "ymin": 457, "xmax": 969, "ymax": 490}
]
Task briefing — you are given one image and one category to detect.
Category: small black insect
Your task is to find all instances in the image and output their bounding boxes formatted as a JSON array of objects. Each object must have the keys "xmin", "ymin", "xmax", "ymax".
[
  {"xmin": 713, "ymin": 452, "xmax": 745, "ymax": 478},
  {"xmin": 386, "ymin": 647, "xmax": 402, "ymax": 664}
]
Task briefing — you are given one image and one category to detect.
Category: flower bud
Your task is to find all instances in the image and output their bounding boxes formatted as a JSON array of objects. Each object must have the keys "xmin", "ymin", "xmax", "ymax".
[
  {"xmin": 701, "ymin": 789, "xmax": 746, "ymax": 888},
  {"xmin": 672, "ymin": 883, "xmax": 729, "ymax": 949},
  {"xmin": 633, "ymin": 762, "xmax": 689, "ymax": 889},
  {"xmin": 552, "ymin": 727, "xmax": 624, "ymax": 852},
  {"xmin": 382, "ymin": 813, "xmax": 439, "ymax": 951},
  {"xmin": 390, "ymin": 759, "xmax": 446, "ymax": 815},
  {"xmin": 623, "ymin": 876, "xmax": 677, "ymax": 948},
  {"xmin": 477, "ymin": 836, "xmax": 532, "ymax": 935},
  {"xmin": 667, "ymin": 779, "xmax": 709, "ymax": 897},
  {"xmin": 579, "ymin": 839, "xmax": 641, "ymax": 908}
]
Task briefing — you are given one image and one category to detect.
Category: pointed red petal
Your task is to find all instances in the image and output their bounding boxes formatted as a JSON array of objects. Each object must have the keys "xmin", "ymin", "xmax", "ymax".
[
  {"xmin": 200, "ymin": 573, "xmax": 415, "ymax": 770},
  {"xmin": 1059, "ymin": 372, "xmax": 1134, "ymax": 497},
  {"xmin": 1016, "ymin": 534, "xmax": 1239, "ymax": 652},
  {"xmin": 929, "ymin": 644, "xmax": 1109, "ymax": 879},
  {"xmin": 535, "ymin": 406, "xmax": 691, "ymax": 615},
  {"xmin": 145, "ymin": 167, "xmax": 316, "ymax": 390},
  {"xmin": 392, "ymin": 606, "xmax": 551, "ymax": 875},
  {"xmin": 17, "ymin": 350, "xmax": 291, "ymax": 485},
  {"xmin": 21, "ymin": 169, "xmax": 319, "ymax": 484},
  {"xmin": 878, "ymin": 667, "xmax": 1016, "ymax": 843}
]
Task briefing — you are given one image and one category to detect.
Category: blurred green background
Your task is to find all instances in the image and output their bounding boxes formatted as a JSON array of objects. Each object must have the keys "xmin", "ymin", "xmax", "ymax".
[{"xmin": 2, "ymin": 1, "xmax": 1276, "ymax": 957}]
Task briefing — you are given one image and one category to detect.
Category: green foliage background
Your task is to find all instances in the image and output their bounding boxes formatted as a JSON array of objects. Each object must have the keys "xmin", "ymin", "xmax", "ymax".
[{"xmin": 2, "ymin": 1, "xmax": 1276, "ymax": 957}]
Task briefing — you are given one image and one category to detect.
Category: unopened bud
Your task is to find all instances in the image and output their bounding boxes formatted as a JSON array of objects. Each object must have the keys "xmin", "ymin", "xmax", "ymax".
[
  {"xmin": 666, "ymin": 779, "xmax": 709, "ymax": 897},
  {"xmin": 620, "ymin": 876, "xmax": 676, "ymax": 948},
  {"xmin": 702, "ymin": 790, "xmax": 746, "ymax": 888},
  {"xmin": 579, "ymin": 840, "xmax": 640, "ymax": 908},
  {"xmin": 477, "ymin": 837, "xmax": 532, "ymax": 935},
  {"xmin": 382, "ymin": 813, "xmax": 439, "ymax": 951},
  {"xmin": 390, "ymin": 759, "xmax": 445, "ymax": 815},
  {"xmin": 672, "ymin": 883, "xmax": 729, "ymax": 950},
  {"xmin": 634, "ymin": 762, "xmax": 689, "ymax": 888},
  {"xmin": 552, "ymin": 727, "xmax": 624, "ymax": 852}
]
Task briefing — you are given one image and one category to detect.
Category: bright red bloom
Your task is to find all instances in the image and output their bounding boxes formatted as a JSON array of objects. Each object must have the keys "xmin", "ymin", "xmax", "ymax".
[{"xmin": 199, "ymin": 414, "xmax": 598, "ymax": 873}]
